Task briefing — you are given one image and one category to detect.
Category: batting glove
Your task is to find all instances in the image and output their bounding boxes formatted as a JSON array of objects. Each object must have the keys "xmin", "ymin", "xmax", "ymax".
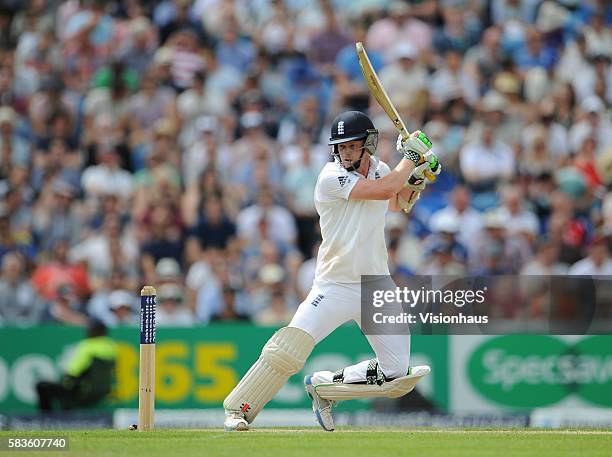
[
  {"xmin": 405, "ymin": 161, "xmax": 430, "ymax": 190},
  {"xmin": 398, "ymin": 190, "xmax": 421, "ymax": 214},
  {"xmin": 406, "ymin": 151, "xmax": 442, "ymax": 185},
  {"xmin": 396, "ymin": 131, "xmax": 433, "ymax": 164}
]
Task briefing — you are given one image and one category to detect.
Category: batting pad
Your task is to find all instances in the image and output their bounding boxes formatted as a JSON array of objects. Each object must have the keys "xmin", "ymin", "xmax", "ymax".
[
  {"xmin": 314, "ymin": 365, "xmax": 430, "ymax": 401},
  {"xmin": 223, "ymin": 326, "xmax": 314, "ymax": 423}
]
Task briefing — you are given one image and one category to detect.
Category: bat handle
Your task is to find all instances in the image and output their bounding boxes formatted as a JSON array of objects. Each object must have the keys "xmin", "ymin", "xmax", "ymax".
[{"xmin": 407, "ymin": 156, "xmax": 440, "ymax": 185}]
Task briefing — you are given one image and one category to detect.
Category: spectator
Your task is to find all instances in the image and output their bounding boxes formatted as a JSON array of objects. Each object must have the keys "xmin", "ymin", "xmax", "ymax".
[
  {"xmin": 252, "ymin": 264, "xmax": 296, "ymax": 325},
  {"xmin": 155, "ymin": 257, "xmax": 183, "ymax": 285},
  {"xmin": 379, "ymin": 42, "xmax": 427, "ymax": 117},
  {"xmin": 464, "ymin": 26, "xmax": 505, "ymax": 92},
  {"xmin": 118, "ymin": 17, "xmax": 157, "ymax": 74},
  {"xmin": 164, "ymin": 28, "xmax": 205, "ymax": 91},
  {"xmin": 237, "ymin": 186, "xmax": 297, "ymax": 247},
  {"xmin": 182, "ymin": 115, "xmax": 231, "ymax": 186},
  {"xmin": 429, "ymin": 49, "xmax": 479, "ymax": 108},
  {"xmin": 187, "ymin": 195, "xmax": 236, "ymax": 252},
  {"xmin": 429, "ymin": 186, "xmax": 482, "ymax": 252},
  {"xmin": 69, "ymin": 214, "xmax": 138, "ymax": 285},
  {"xmin": 366, "ymin": 3, "xmax": 433, "ymax": 58},
  {"xmin": 211, "ymin": 286, "xmax": 251, "ymax": 323},
  {"xmin": 126, "ymin": 69, "xmax": 177, "ymax": 138},
  {"xmin": 423, "ymin": 213, "xmax": 468, "ymax": 267},
  {"xmin": 32, "ymin": 179, "xmax": 81, "ymax": 252},
  {"xmin": 460, "ymin": 111, "xmax": 515, "ymax": 209},
  {"xmin": 512, "ymin": 26, "xmax": 558, "ymax": 72},
  {"xmin": 433, "ymin": 3, "xmax": 481, "ymax": 55},
  {"xmin": 0, "ymin": 252, "xmax": 43, "ymax": 325},
  {"xmin": 420, "ymin": 239, "xmax": 467, "ymax": 275},
  {"xmin": 215, "ymin": 23, "xmax": 255, "ymax": 73},
  {"xmin": 521, "ymin": 238, "xmax": 568, "ymax": 275},
  {"xmin": 569, "ymin": 95, "xmax": 612, "ymax": 153},
  {"xmin": 470, "ymin": 211, "xmax": 526, "ymax": 275},
  {"xmin": 568, "ymin": 234, "xmax": 612, "ymax": 276},
  {"xmin": 156, "ymin": 283, "xmax": 194, "ymax": 327},
  {"xmin": 498, "ymin": 185, "xmax": 540, "ymax": 242},
  {"xmin": 334, "ymin": 20, "xmax": 382, "ymax": 112},
  {"xmin": 41, "ymin": 283, "xmax": 88, "ymax": 326},
  {"xmin": 140, "ymin": 202, "xmax": 184, "ymax": 280},
  {"xmin": 283, "ymin": 133, "xmax": 321, "ymax": 257},
  {"xmin": 31, "ymin": 238, "xmax": 90, "ymax": 301},
  {"xmin": 0, "ymin": 106, "xmax": 28, "ymax": 165},
  {"xmin": 308, "ymin": 0, "xmax": 350, "ymax": 77},
  {"xmin": 0, "ymin": 189, "xmax": 35, "ymax": 262},
  {"xmin": 106, "ymin": 289, "xmax": 138, "ymax": 327},
  {"xmin": 159, "ymin": 0, "xmax": 206, "ymax": 46},
  {"xmin": 81, "ymin": 147, "xmax": 134, "ymax": 201},
  {"xmin": 87, "ymin": 267, "xmax": 136, "ymax": 324}
]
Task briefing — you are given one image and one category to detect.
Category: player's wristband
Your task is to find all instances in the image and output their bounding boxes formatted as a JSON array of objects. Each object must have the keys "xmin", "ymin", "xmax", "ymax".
[{"xmin": 403, "ymin": 149, "xmax": 421, "ymax": 164}]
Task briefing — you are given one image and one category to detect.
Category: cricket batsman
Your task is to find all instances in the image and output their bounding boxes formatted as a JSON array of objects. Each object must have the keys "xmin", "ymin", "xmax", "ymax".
[{"xmin": 224, "ymin": 111, "xmax": 440, "ymax": 431}]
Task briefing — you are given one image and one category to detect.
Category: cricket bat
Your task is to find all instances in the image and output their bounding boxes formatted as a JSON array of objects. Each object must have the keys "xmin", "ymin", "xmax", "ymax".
[{"xmin": 355, "ymin": 42, "xmax": 438, "ymax": 181}]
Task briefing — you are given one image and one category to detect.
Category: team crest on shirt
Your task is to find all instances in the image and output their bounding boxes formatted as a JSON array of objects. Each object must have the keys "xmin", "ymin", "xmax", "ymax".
[
  {"xmin": 337, "ymin": 121, "xmax": 344, "ymax": 135},
  {"xmin": 375, "ymin": 171, "xmax": 380, "ymax": 179},
  {"xmin": 338, "ymin": 176, "xmax": 348, "ymax": 187}
]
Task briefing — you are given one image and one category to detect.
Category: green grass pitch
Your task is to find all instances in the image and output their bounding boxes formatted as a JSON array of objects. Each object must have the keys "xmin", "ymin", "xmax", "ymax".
[{"xmin": 1, "ymin": 429, "xmax": 611, "ymax": 457}]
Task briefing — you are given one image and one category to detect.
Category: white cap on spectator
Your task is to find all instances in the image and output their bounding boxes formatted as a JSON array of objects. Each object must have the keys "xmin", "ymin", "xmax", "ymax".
[
  {"xmin": 536, "ymin": 1, "xmax": 569, "ymax": 33},
  {"xmin": 154, "ymin": 46, "xmax": 174, "ymax": 65},
  {"xmin": 259, "ymin": 264, "xmax": 284, "ymax": 284},
  {"xmin": 481, "ymin": 91, "xmax": 508, "ymax": 111},
  {"xmin": 154, "ymin": 118, "xmax": 177, "ymax": 137},
  {"xmin": 156, "ymin": 257, "xmax": 181, "ymax": 279},
  {"xmin": 581, "ymin": 95, "xmax": 605, "ymax": 114},
  {"xmin": 430, "ymin": 212, "xmax": 459, "ymax": 234},
  {"xmin": 483, "ymin": 210, "xmax": 508, "ymax": 229},
  {"xmin": 109, "ymin": 290, "xmax": 135, "ymax": 310},
  {"xmin": 240, "ymin": 111, "xmax": 264, "ymax": 129},
  {"xmin": 158, "ymin": 283, "xmax": 184, "ymax": 302},
  {"xmin": 131, "ymin": 17, "xmax": 151, "ymax": 36},
  {"xmin": 393, "ymin": 42, "xmax": 418, "ymax": 61},
  {"xmin": 494, "ymin": 73, "xmax": 520, "ymax": 96},
  {"xmin": 0, "ymin": 107, "xmax": 17, "ymax": 126}
]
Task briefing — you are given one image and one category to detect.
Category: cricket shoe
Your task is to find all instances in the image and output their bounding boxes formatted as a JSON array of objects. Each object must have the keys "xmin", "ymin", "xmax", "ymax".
[
  {"xmin": 304, "ymin": 375, "xmax": 335, "ymax": 431},
  {"xmin": 224, "ymin": 410, "xmax": 249, "ymax": 431}
]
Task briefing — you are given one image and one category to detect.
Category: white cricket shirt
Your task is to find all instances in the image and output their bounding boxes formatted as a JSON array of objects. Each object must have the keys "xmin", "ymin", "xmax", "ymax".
[{"xmin": 314, "ymin": 156, "xmax": 391, "ymax": 284}]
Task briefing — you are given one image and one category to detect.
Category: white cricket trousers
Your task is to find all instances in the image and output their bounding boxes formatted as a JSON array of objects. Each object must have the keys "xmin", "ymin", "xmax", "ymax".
[{"xmin": 288, "ymin": 280, "xmax": 410, "ymax": 382}]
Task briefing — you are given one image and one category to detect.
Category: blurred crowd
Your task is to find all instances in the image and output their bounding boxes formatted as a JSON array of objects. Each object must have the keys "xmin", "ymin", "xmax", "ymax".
[{"xmin": 0, "ymin": 0, "xmax": 611, "ymax": 328}]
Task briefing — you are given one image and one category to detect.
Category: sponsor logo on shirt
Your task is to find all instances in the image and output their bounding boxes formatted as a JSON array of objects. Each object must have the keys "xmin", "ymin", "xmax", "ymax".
[{"xmin": 310, "ymin": 294, "xmax": 324, "ymax": 307}]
